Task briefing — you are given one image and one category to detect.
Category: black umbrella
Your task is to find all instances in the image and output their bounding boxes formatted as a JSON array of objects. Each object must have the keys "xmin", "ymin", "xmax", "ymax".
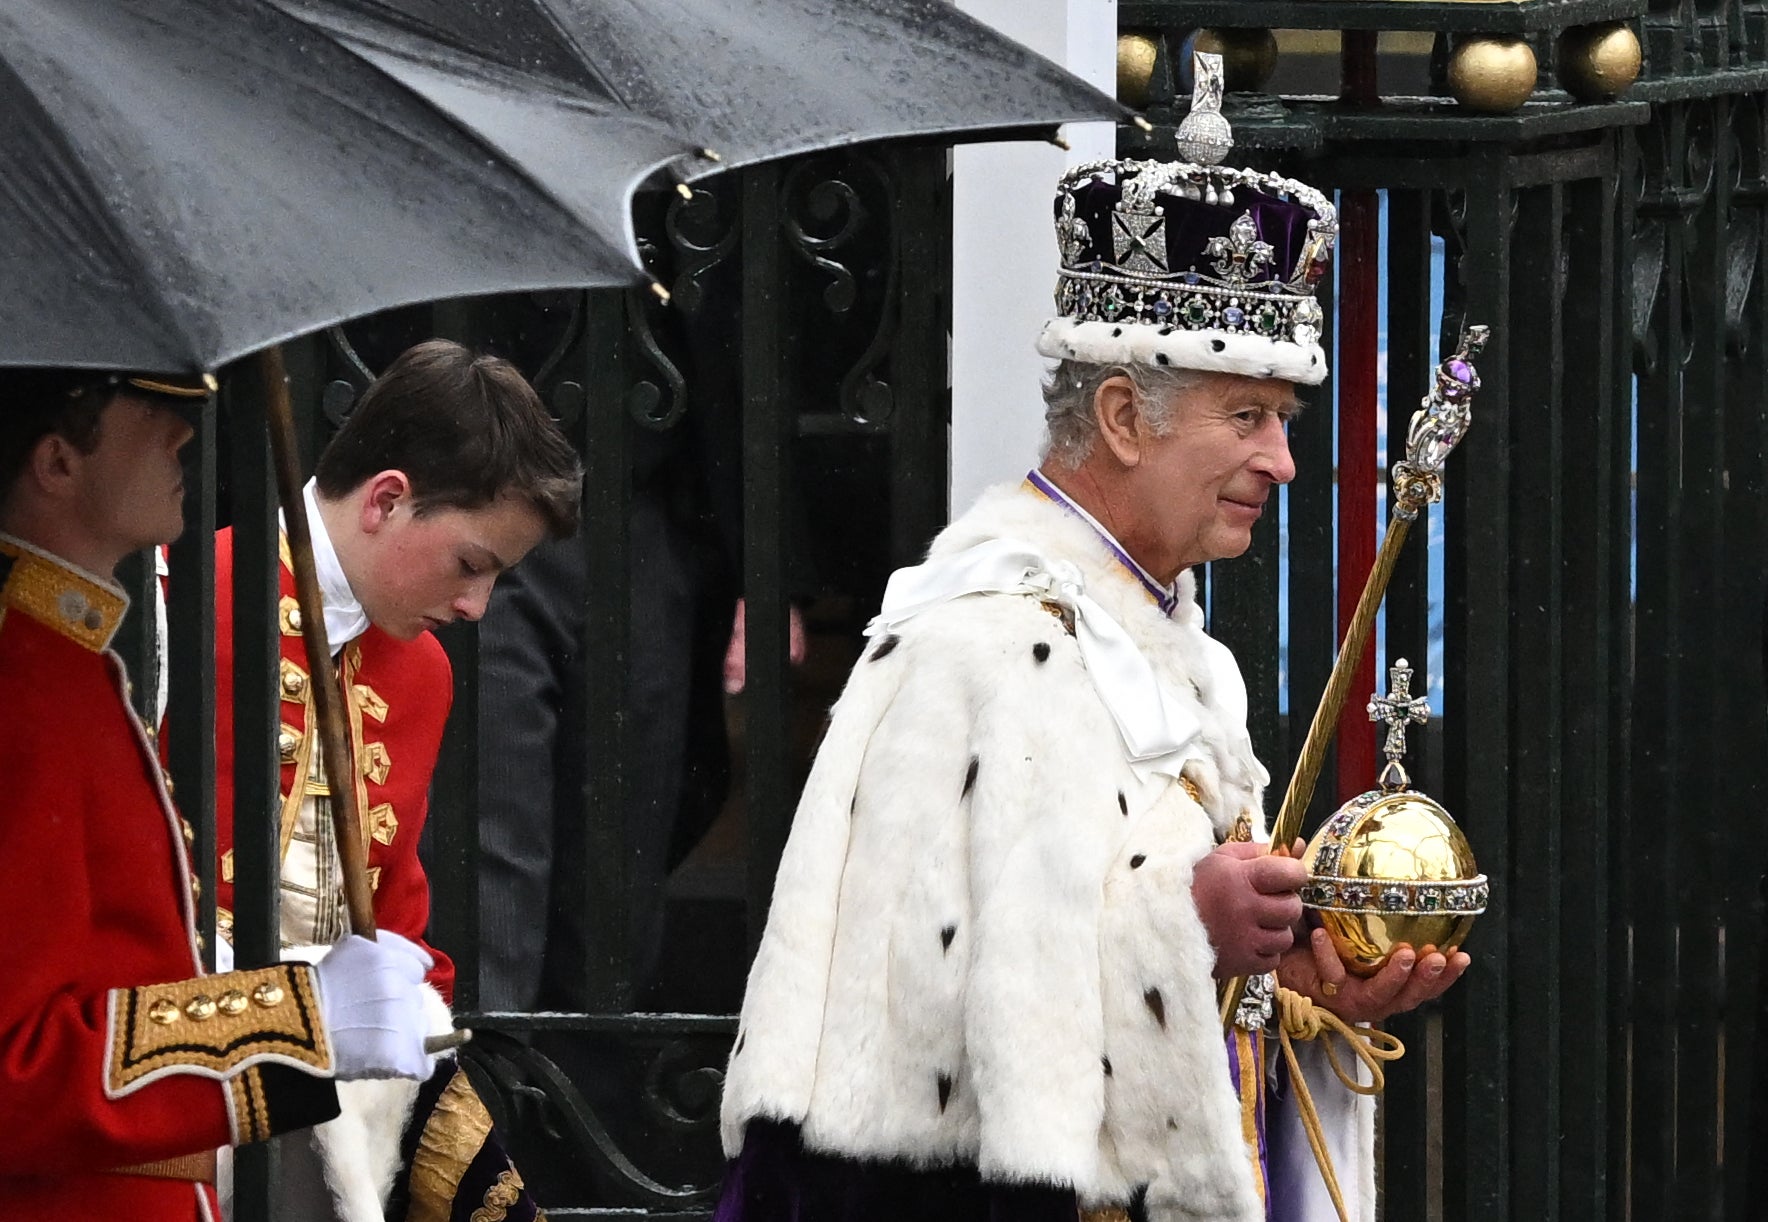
[
  {"xmin": 1, "ymin": 0, "xmax": 1126, "ymax": 374},
  {"xmin": 0, "ymin": 0, "xmax": 705, "ymax": 372},
  {"xmin": 293, "ymin": 0, "xmax": 1132, "ymax": 173}
]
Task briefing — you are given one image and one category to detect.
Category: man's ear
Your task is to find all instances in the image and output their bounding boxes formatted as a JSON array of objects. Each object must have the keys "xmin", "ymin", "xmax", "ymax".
[
  {"xmin": 356, "ymin": 470, "xmax": 413, "ymax": 534},
  {"xmin": 1093, "ymin": 375, "xmax": 1146, "ymax": 468},
  {"xmin": 26, "ymin": 432, "xmax": 87, "ymax": 504}
]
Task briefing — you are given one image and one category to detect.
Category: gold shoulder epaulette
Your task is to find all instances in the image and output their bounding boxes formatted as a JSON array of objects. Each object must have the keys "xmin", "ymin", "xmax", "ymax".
[{"xmin": 0, "ymin": 538, "xmax": 128, "ymax": 652}]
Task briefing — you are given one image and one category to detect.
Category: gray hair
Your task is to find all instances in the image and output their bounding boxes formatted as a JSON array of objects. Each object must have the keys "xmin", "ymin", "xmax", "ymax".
[{"xmin": 1039, "ymin": 359, "xmax": 1208, "ymax": 471}]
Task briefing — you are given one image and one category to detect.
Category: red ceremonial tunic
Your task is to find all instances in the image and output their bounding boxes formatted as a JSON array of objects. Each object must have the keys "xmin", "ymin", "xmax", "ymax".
[
  {"xmin": 211, "ymin": 529, "xmax": 457, "ymax": 1001},
  {"xmin": 0, "ymin": 537, "xmax": 336, "ymax": 1222}
]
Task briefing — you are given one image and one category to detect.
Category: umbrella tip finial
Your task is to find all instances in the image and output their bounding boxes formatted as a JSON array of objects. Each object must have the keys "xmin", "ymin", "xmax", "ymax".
[
  {"xmin": 650, "ymin": 280, "xmax": 672, "ymax": 304},
  {"xmin": 1049, "ymin": 131, "xmax": 1073, "ymax": 151},
  {"xmin": 675, "ymin": 182, "xmax": 695, "ymax": 201},
  {"xmin": 1132, "ymin": 115, "xmax": 1154, "ymax": 133},
  {"xmin": 699, "ymin": 147, "xmax": 723, "ymax": 162}
]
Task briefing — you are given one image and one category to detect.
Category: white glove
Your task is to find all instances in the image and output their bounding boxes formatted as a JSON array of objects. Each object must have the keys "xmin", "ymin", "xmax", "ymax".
[{"xmin": 311, "ymin": 932, "xmax": 435, "ymax": 1081}]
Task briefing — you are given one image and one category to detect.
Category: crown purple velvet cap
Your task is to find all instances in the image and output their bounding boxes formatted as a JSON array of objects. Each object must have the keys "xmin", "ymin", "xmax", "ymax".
[{"xmin": 1035, "ymin": 158, "xmax": 1338, "ymax": 385}]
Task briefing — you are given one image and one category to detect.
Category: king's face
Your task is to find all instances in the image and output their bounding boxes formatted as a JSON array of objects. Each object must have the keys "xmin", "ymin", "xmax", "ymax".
[{"xmin": 1133, "ymin": 373, "xmax": 1301, "ymax": 572}]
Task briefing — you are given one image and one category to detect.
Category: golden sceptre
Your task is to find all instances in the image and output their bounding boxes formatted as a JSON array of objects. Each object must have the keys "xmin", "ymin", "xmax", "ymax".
[{"xmin": 1220, "ymin": 323, "xmax": 1491, "ymax": 1031}]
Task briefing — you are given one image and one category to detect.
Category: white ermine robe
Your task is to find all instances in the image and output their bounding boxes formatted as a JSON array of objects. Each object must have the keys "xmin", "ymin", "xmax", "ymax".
[{"xmin": 720, "ymin": 483, "xmax": 1374, "ymax": 1222}]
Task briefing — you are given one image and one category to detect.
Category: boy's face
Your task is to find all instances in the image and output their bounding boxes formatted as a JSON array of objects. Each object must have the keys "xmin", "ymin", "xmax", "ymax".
[{"xmin": 351, "ymin": 490, "xmax": 548, "ymax": 640}]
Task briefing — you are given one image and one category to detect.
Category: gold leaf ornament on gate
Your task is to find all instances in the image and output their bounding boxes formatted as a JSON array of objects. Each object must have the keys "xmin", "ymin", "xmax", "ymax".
[{"xmin": 1300, "ymin": 659, "xmax": 1488, "ymax": 977}]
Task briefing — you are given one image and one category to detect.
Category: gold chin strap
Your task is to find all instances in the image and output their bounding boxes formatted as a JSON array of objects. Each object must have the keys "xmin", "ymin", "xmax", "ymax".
[{"xmin": 1271, "ymin": 988, "xmax": 1406, "ymax": 1222}]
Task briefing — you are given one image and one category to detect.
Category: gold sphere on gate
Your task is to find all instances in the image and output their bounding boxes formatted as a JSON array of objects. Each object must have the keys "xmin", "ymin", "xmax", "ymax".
[
  {"xmin": 1300, "ymin": 788, "xmax": 1487, "ymax": 977},
  {"xmin": 1556, "ymin": 22, "xmax": 1642, "ymax": 102},
  {"xmin": 1193, "ymin": 28, "xmax": 1279, "ymax": 93},
  {"xmin": 1117, "ymin": 32, "xmax": 1160, "ymax": 109},
  {"xmin": 1446, "ymin": 35, "xmax": 1539, "ymax": 113}
]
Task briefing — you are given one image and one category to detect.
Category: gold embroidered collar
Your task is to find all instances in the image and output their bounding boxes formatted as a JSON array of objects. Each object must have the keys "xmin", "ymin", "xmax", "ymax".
[{"xmin": 0, "ymin": 533, "xmax": 129, "ymax": 652}]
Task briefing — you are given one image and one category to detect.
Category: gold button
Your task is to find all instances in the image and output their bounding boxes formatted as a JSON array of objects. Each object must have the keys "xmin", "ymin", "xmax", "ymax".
[
  {"xmin": 148, "ymin": 998, "xmax": 180, "ymax": 1026},
  {"xmin": 281, "ymin": 670, "xmax": 306, "ymax": 699},
  {"xmin": 185, "ymin": 995, "xmax": 218, "ymax": 1021},
  {"xmin": 217, "ymin": 990, "xmax": 249, "ymax": 1016},
  {"xmin": 180, "ymin": 818, "xmax": 195, "ymax": 845},
  {"xmin": 189, "ymin": 876, "xmax": 202, "ymax": 901},
  {"xmin": 163, "ymin": 775, "xmax": 176, "ymax": 799},
  {"xmin": 277, "ymin": 726, "xmax": 300, "ymax": 763},
  {"xmin": 251, "ymin": 982, "xmax": 285, "ymax": 1008}
]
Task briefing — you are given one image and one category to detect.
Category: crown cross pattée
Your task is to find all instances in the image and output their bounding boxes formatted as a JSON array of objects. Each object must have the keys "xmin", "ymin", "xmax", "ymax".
[
  {"xmin": 1113, "ymin": 212, "xmax": 1168, "ymax": 275},
  {"xmin": 1368, "ymin": 658, "xmax": 1430, "ymax": 789},
  {"xmin": 1206, "ymin": 212, "xmax": 1275, "ymax": 284}
]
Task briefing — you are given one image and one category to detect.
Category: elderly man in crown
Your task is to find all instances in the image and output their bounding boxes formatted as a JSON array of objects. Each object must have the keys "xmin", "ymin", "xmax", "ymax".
[{"xmin": 714, "ymin": 57, "xmax": 1469, "ymax": 1222}]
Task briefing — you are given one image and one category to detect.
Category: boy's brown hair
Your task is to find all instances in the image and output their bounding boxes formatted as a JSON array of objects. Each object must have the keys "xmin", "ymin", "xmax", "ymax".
[{"xmin": 315, "ymin": 341, "xmax": 581, "ymax": 537}]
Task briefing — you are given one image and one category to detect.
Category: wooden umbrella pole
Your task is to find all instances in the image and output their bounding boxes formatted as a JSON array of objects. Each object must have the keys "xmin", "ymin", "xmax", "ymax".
[
  {"xmin": 260, "ymin": 350, "xmax": 472, "ymax": 1055},
  {"xmin": 1218, "ymin": 324, "xmax": 1490, "ymax": 1033},
  {"xmin": 259, "ymin": 347, "xmax": 378, "ymax": 940}
]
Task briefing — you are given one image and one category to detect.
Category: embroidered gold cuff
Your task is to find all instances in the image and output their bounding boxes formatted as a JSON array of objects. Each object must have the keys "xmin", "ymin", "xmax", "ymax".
[{"xmin": 106, "ymin": 964, "xmax": 332, "ymax": 1096}]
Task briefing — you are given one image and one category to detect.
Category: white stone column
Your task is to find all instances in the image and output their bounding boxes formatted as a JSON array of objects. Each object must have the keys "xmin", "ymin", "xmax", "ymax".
[{"xmin": 949, "ymin": 0, "xmax": 1118, "ymax": 513}]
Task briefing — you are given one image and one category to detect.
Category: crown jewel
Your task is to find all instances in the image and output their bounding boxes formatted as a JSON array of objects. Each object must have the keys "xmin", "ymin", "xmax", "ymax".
[{"xmin": 1036, "ymin": 53, "xmax": 1338, "ymax": 385}]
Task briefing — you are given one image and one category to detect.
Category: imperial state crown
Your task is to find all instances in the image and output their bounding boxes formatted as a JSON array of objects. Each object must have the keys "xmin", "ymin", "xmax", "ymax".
[{"xmin": 1035, "ymin": 52, "xmax": 1338, "ymax": 385}]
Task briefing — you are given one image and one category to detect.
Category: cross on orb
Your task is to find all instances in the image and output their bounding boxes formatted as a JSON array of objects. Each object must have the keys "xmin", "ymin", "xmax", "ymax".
[{"xmin": 1368, "ymin": 658, "xmax": 1430, "ymax": 767}]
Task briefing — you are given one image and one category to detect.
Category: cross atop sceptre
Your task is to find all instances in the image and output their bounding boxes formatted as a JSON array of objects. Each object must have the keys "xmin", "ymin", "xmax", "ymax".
[{"xmin": 1368, "ymin": 658, "xmax": 1429, "ymax": 788}]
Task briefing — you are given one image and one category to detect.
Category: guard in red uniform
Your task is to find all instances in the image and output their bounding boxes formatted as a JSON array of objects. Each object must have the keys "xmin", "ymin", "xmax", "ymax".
[
  {"xmin": 0, "ymin": 369, "xmax": 442, "ymax": 1222},
  {"xmin": 201, "ymin": 341, "xmax": 581, "ymax": 1220}
]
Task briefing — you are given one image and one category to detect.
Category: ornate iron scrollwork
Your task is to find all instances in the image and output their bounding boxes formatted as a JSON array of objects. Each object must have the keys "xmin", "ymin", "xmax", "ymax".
[
  {"xmin": 783, "ymin": 154, "xmax": 901, "ymax": 424},
  {"xmin": 460, "ymin": 1027, "xmax": 728, "ymax": 1210}
]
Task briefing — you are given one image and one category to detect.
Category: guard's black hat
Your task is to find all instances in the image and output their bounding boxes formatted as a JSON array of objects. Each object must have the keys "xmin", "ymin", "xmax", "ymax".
[{"xmin": 1, "ymin": 368, "xmax": 216, "ymax": 428}]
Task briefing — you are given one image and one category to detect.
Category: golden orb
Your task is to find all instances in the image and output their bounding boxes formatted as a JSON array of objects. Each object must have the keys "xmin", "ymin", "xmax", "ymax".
[
  {"xmin": 1446, "ymin": 35, "xmax": 1539, "ymax": 113},
  {"xmin": 1117, "ymin": 32, "xmax": 1160, "ymax": 110},
  {"xmin": 1300, "ymin": 788, "xmax": 1487, "ymax": 978},
  {"xmin": 1193, "ymin": 28, "xmax": 1279, "ymax": 93},
  {"xmin": 1556, "ymin": 22, "xmax": 1642, "ymax": 102}
]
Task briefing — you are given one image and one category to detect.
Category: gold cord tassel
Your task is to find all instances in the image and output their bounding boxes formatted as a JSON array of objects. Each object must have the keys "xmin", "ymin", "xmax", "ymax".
[{"xmin": 1272, "ymin": 987, "xmax": 1406, "ymax": 1222}]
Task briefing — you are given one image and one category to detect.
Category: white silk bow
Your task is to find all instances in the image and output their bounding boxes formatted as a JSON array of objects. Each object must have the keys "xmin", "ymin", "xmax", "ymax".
[{"xmin": 866, "ymin": 538, "xmax": 1199, "ymax": 780}]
